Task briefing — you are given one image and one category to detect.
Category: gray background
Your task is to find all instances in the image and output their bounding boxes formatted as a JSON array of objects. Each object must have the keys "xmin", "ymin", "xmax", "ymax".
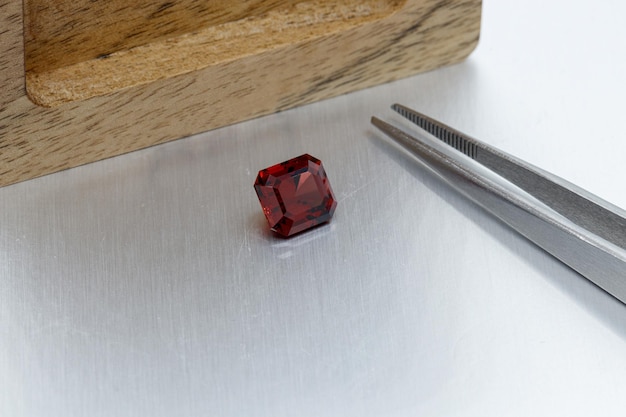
[{"xmin": 2, "ymin": 0, "xmax": 626, "ymax": 416}]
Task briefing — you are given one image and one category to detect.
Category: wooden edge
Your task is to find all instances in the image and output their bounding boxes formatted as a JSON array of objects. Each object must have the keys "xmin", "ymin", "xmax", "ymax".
[{"xmin": 23, "ymin": 0, "xmax": 308, "ymax": 74}]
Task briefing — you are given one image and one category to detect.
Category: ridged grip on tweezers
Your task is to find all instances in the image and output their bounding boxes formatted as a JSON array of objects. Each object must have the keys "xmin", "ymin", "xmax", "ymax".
[
  {"xmin": 392, "ymin": 104, "xmax": 480, "ymax": 159},
  {"xmin": 372, "ymin": 105, "xmax": 626, "ymax": 304},
  {"xmin": 391, "ymin": 104, "xmax": 626, "ymax": 251}
]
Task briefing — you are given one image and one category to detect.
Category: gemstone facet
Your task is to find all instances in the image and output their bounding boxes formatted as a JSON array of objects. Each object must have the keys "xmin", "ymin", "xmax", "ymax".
[{"xmin": 254, "ymin": 154, "xmax": 337, "ymax": 237}]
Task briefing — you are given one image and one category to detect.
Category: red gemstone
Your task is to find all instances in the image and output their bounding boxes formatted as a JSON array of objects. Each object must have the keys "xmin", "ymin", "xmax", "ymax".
[{"xmin": 254, "ymin": 154, "xmax": 337, "ymax": 237}]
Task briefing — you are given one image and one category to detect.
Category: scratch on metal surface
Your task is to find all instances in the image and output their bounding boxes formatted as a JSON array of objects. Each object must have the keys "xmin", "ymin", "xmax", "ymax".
[
  {"xmin": 338, "ymin": 181, "xmax": 370, "ymax": 202},
  {"xmin": 338, "ymin": 175, "xmax": 384, "ymax": 202},
  {"xmin": 277, "ymin": 251, "xmax": 293, "ymax": 259},
  {"xmin": 237, "ymin": 228, "xmax": 252, "ymax": 258}
]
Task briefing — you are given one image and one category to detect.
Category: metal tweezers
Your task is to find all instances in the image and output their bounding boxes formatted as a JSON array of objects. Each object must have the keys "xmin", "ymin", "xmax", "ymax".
[{"xmin": 372, "ymin": 104, "xmax": 626, "ymax": 304}]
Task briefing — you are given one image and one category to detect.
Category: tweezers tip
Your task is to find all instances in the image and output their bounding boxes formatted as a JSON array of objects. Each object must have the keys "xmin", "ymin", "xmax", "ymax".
[
  {"xmin": 370, "ymin": 116, "xmax": 385, "ymax": 127},
  {"xmin": 391, "ymin": 104, "xmax": 423, "ymax": 121},
  {"xmin": 371, "ymin": 116, "xmax": 399, "ymax": 132}
]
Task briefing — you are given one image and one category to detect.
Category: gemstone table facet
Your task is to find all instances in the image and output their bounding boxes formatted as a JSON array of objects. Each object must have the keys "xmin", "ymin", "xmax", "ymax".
[{"xmin": 254, "ymin": 154, "xmax": 337, "ymax": 237}]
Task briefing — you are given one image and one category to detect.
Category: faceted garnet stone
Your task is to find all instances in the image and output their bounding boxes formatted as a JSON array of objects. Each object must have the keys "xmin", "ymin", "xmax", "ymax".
[{"xmin": 254, "ymin": 154, "xmax": 337, "ymax": 237}]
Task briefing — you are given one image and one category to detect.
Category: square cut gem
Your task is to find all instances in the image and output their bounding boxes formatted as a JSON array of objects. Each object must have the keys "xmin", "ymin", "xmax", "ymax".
[{"xmin": 254, "ymin": 154, "xmax": 337, "ymax": 237}]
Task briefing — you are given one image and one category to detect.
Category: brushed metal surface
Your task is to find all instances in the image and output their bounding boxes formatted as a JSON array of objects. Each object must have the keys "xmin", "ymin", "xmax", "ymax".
[{"xmin": 3, "ymin": 0, "xmax": 626, "ymax": 416}]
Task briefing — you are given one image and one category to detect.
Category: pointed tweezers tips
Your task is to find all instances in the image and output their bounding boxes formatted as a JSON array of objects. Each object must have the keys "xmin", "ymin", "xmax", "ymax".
[{"xmin": 372, "ymin": 104, "xmax": 626, "ymax": 304}]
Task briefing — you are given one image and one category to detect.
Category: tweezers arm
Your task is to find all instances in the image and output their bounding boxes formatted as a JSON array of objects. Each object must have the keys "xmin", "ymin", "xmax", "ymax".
[
  {"xmin": 390, "ymin": 103, "xmax": 626, "ymax": 250},
  {"xmin": 372, "ymin": 117, "xmax": 626, "ymax": 304}
]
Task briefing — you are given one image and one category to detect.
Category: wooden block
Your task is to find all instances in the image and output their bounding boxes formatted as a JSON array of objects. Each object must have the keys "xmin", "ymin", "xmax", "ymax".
[{"xmin": 1, "ymin": 0, "xmax": 481, "ymax": 187}]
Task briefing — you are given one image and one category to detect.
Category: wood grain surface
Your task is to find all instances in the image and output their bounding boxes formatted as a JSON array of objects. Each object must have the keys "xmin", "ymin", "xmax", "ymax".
[
  {"xmin": 1, "ymin": 0, "xmax": 481, "ymax": 187},
  {"xmin": 27, "ymin": 0, "xmax": 404, "ymax": 107},
  {"xmin": 24, "ymin": 0, "xmax": 309, "ymax": 73}
]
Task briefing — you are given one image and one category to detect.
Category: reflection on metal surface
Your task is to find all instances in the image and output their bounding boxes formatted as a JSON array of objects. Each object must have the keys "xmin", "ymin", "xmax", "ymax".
[{"xmin": 272, "ymin": 223, "xmax": 338, "ymax": 259}]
